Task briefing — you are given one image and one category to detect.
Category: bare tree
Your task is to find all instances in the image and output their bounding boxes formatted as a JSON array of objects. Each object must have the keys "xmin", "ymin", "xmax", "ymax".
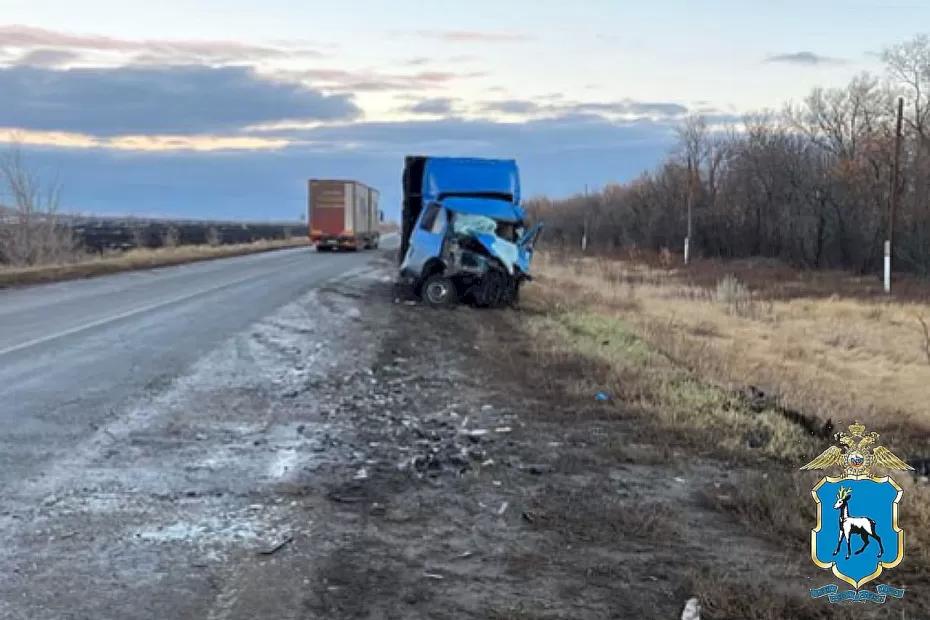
[{"xmin": 0, "ymin": 143, "xmax": 76, "ymax": 266}]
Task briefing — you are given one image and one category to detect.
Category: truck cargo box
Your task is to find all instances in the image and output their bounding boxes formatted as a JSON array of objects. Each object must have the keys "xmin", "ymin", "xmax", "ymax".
[{"xmin": 308, "ymin": 179, "xmax": 380, "ymax": 251}]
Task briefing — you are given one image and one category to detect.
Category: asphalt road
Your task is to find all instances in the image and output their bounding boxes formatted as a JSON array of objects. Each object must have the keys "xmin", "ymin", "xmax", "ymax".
[{"xmin": 0, "ymin": 242, "xmax": 392, "ymax": 483}]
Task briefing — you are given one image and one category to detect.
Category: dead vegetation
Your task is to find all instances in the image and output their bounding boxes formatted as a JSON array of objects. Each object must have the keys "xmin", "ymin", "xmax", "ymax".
[
  {"xmin": 524, "ymin": 485, "xmax": 680, "ymax": 544},
  {"xmin": 512, "ymin": 251, "xmax": 930, "ymax": 613},
  {"xmin": 697, "ymin": 471, "xmax": 814, "ymax": 549},
  {"xmin": 0, "ymin": 144, "xmax": 78, "ymax": 267},
  {"xmin": 917, "ymin": 314, "xmax": 930, "ymax": 365},
  {"xmin": 688, "ymin": 571, "xmax": 834, "ymax": 620},
  {"xmin": 531, "ymin": 251, "xmax": 930, "ymax": 447}
]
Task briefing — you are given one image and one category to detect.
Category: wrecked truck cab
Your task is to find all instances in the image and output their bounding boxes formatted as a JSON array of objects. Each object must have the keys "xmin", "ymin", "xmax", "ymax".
[
  {"xmin": 399, "ymin": 155, "xmax": 541, "ymax": 308},
  {"xmin": 400, "ymin": 196, "xmax": 542, "ymax": 307}
]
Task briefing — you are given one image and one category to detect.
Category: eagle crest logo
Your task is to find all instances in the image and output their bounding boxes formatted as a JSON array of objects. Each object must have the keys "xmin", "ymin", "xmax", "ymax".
[{"xmin": 801, "ymin": 422, "xmax": 912, "ymax": 602}]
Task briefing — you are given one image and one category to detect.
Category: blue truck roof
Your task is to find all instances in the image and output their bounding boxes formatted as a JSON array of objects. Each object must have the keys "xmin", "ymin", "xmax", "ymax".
[
  {"xmin": 421, "ymin": 157, "xmax": 520, "ymax": 205},
  {"xmin": 440, "ymin": 197, "xmax": 526, "ymax": 223}
]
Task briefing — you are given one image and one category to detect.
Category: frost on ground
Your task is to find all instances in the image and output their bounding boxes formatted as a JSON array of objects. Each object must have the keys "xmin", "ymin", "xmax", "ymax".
[
  {"xmin": 0, "ymin": 267, "xmax": 379, "ymax": 619},
  {"xmin": 0, "ymin": 254, "xmax": 849, "ymax": 619}
]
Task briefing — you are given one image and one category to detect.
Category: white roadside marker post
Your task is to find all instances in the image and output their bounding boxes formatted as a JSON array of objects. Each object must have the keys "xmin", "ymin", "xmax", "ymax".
[{"xmin": 884, "ymin": 240, "xmax": 892, "ymax": 294}]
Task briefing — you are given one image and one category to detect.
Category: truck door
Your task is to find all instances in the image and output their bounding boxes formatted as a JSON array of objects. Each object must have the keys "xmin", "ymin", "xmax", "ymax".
[{"xmin": 401, "ymin": 202, "xmax": 447, "ymax": 277}]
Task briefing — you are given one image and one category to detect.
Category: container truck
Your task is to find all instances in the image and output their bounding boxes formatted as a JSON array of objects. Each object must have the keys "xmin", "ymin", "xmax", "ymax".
[
  {"xmin": 308, "ymin": 179, "xmax": 381, "ymax": 251},
  {"xmin": 399, "ymin": 156, "xmax": 542, "ymax": 307}
]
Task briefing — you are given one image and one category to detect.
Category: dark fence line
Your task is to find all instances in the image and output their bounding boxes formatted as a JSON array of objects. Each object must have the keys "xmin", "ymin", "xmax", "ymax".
[{"xmin": 65, "ymin": 218, "xmax": 307, "ymax": 253}]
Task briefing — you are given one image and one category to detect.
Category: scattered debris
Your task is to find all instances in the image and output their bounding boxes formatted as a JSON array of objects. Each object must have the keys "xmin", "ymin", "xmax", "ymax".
[
  {"xmin": 594, "ymin": 391, "xmax": 610, "ymax": 401},
  {"xmin": 521, "ymin": 511, "xmax": 536, "ymax": 524},
  {"xmin": 522, "ymin": 464, "xmax": 552, "ymax": 475},
  {"xmin": 680, "ymin": 597, "xmax": 701, "ymax": 620},
  {"xmin": 423, "ymin": 572, "xmax": 445, "ymax": 580},
  {"xmin": 497, "ymin": 501, "xmax": 509, "ymax": 515},
  {"xmin": 327, "ymin": 492, "xmax": 366, "ymax": 504},
  {"xmin": 257, "ymin": 535, "xmax": 293, "ymax": 556}
]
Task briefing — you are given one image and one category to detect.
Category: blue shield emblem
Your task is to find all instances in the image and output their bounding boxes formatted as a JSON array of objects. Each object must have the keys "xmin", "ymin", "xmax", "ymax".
[{"xmin": 811, "ymin": 476, "xmax": 904, "ymax": 589}]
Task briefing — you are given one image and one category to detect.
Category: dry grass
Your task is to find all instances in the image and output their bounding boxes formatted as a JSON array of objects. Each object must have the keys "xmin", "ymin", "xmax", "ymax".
[
  {"xmin": 531, "ymin": 251, "xmax": 930, "ymax": 446},
  {"xmin": 517, "ymin": 283, "xmax": 819, "ymax": 463},
  {"xmin": 524, "ymin": 484, "xmax": 681, "ymax": 544},
  {"xmin": 518, "ymin": 251, "xmax": 930, "ymax": 609},
  {"xmin": 688, "ymin": 571, "xmax": 835, "ymax": 620},
  {"xmin": 698, "ymin": 471, "xmax": 814, "ymax": 548},
  {"xmin": 0, "ymin": 237, "xmax": 309, "ymax": 288}
]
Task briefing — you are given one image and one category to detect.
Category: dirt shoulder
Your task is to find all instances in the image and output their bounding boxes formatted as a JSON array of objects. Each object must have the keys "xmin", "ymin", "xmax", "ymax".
[{"xmin": 2, "ymin": 251, "xmax": 922, "ymax": 619}]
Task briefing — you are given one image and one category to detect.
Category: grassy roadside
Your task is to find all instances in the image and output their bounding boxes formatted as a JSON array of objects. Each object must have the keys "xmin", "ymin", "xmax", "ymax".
[
  {"xmin": 514, "ymin": 255, "xmax": 930, "ymax": 615},
  {"xmin": 0, "ymin": 237, "xmax": 310, "ymax": 288}
]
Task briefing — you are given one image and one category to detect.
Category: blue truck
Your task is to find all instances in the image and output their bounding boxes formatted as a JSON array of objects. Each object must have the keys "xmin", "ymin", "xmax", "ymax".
[{"xmin": 399, "ymin": 155, "xmax": 542, "ymax": 307}]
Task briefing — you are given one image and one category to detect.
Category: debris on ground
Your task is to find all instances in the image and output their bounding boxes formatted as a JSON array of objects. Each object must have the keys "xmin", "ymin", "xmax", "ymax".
[
  {"xmin": 258, "ymin": 535, "xmax": 293, "ymax": 556},
  {"xmin": 680, "ymin": 597, "xmax": 701, "ymax": 620}
]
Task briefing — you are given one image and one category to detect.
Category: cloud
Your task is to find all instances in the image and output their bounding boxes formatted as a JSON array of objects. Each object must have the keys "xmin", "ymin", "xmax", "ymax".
[
  {"xmin": 482, "ymin": 99, "xmax": 540, "ymax": 114},
  {"xmin": 13, "ymin": 48, "xmax": 78, "ymax": 67},
  {"xmin": 291, "ymin": 67, "xmax": 482, "ymax": 93},
  {"xmin": 287, "ymin": 114, "xmax": 679, "ymax": 157},
  {"xmin": 410, "ymin": 30, "xmax": 530, "ymax": 43},
  {"xmin": 0, "ymin": 65, "xmax": 360, "ymax": 135},
  {"xmin": 478, "ymin": 98, "xmax": 688, "ymax": 119},
  {"xmin": 0, "ymin": 127, "xmax": 289, "ymax": 151},
  {"xmin": 0, "ymin": 24, "xmax": 319, "ymax": 64},
  {"xmin": 406, "ymin": 98, "xmax": 456, "ymax": 115},
  {"xmin": 763, "ymin": 51, "xmax": 845, "ymax": 66},
  {"xmin": 12, "ymin": 114, "xmax": 678, "ymax": 221},
  {"xmin": 572, "ymin": 101, "xmax": 689, "ymax": 116}
]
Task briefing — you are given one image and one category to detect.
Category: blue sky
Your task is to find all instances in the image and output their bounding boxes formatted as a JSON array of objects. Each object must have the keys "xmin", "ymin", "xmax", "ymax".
[{"xmin": 0, "ymin": 0, "xmax": 926, "ymax": 221}]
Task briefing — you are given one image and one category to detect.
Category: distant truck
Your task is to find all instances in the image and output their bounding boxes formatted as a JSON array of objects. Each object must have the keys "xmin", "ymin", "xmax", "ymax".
[
  {"xmin": 308, "ymin": 179, "xmax": 381, "ymax": 251},
  {"xmin": 399, "ymin": 156, "xmax": 542, "ymax": 307}
]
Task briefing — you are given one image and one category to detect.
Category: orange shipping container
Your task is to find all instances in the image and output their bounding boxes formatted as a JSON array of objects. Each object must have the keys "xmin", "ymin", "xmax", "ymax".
[{"xmin": 308, "ymin": 179, "xmax": 380, "ymax": 251}]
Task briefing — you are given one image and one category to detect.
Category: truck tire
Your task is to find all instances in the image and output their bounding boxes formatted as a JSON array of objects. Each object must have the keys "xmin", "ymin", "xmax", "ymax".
[{"xmin": 421, "ymin": 274, "xmax": 457, "ymax": 307}]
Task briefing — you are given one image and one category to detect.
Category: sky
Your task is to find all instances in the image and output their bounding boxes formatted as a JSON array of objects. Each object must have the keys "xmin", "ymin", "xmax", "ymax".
[{"xmin": 0, "ymin": 0, "xmax": 926, "ymax": 222}]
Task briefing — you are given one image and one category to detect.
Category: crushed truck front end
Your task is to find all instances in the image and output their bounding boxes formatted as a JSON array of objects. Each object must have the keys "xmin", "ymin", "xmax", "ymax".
[{"xmin": 399, "ymin": 157, "xmax": 541, "ymax": 307}]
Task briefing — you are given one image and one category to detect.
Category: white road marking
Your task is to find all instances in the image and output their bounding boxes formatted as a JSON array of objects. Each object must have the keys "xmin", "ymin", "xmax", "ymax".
[{"xmin": 0, "ymin": 259, "xmax": 331, "ymax": 358}]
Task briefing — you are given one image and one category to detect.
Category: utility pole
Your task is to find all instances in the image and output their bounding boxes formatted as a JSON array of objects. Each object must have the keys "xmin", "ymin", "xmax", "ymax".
[
  {"xmin": 685, "ymin": 155, "xmax": 694, "ymax": 265},
  {"xmin": 886, "ymin": 96, "xmax": 904, "ymax": 294}
]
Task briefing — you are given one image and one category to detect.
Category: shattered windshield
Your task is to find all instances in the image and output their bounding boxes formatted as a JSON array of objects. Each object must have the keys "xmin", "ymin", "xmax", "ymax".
[
  {"xmin": 452, "ymin": 213, "xmax": 522, "ymax": 242},
  {"xmin": 452, "ymin": 213, "xmax": 498, "ymax": 237}
]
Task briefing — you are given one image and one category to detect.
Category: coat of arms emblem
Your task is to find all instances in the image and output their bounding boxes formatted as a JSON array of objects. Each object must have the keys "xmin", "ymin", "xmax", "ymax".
[{"xmin": 800, "ymin": 422, "xmax": 912, "ymax": 603}]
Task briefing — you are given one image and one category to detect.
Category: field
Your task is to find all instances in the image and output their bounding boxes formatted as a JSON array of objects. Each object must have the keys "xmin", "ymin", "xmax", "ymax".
[
  {"xmin": 529, "ymin": 251, "xmax": 930, "ymax": 454},
  {"xmin": 510, "ymin": 251, "xmax": 930, "ymax": 616}
]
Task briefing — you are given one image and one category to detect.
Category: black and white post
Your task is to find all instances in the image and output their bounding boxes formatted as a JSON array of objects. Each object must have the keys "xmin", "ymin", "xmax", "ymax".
[
  {"xmin": 685, "ymin": 155, "xmax": 694, "ymax": 265},
  {"xmin": 886, "ymin": 97, "xmax": 904, "ymax": 294}
]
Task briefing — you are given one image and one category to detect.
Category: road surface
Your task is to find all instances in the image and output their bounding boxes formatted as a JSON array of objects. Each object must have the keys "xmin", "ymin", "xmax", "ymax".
[{"xmin": 0, "ymin": 244, "xmax": 388, "ymax": 483}]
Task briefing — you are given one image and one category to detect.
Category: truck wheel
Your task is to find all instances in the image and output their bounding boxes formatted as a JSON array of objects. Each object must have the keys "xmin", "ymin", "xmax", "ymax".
[{"xmin": 421, "ymin": 274, "xmax": 457, "ymax": 307}]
